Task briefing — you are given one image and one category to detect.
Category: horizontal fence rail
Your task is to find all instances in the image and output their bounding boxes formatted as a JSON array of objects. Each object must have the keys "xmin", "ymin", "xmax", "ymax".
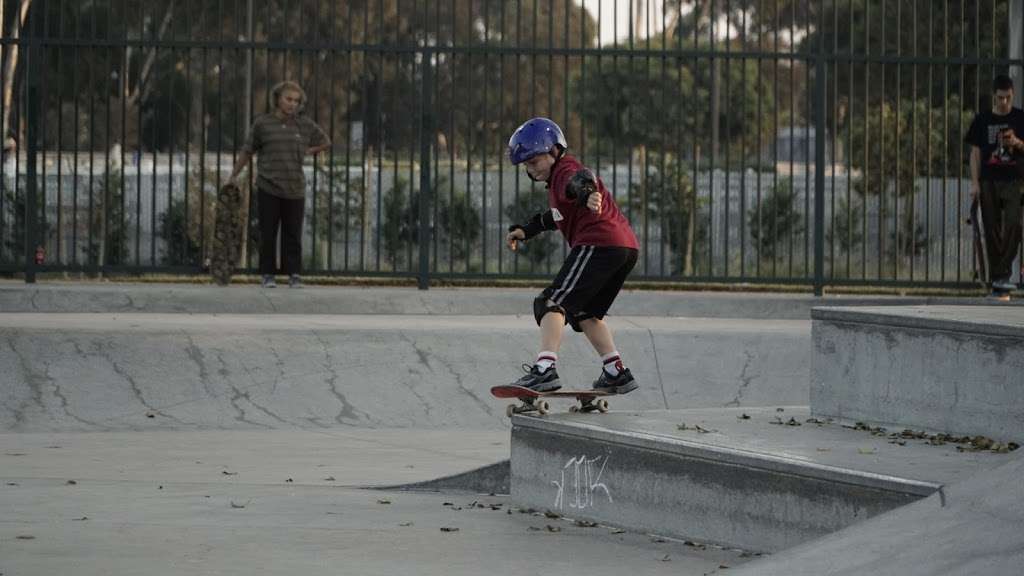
[{"xmin": 0, "ymin": 1, "xmax": 1021, "ymax": 291}]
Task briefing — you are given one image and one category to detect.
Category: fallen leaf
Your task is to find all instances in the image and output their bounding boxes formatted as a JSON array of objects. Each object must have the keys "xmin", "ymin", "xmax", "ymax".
[
  {"xmin": 73, "ymin": 517, "xmax": 88, "ymax": 521},
  {"xmin": 545, "ymin": 525, "xmax": 561, "ymax": 533},
  {"xmin": 651, "ymin": 537, "xmax": 667, "ymax": 543},
  {"xmin": 440, "ymin": 527, "xmax": 459, "ymax": 532},
  {"xmin": 285, "ymin": 478, "xmax": 293, "ymax": 483},
  {"xmin": 377, "ymin": 499, "xmax": 391, "ymax": 505},
  {"xmin": 399, "ymin": 522, "xmax": 413, "ymax": 527},
  {"xmin": 738, "ymin": 413, "xmax": 751, "ymax": 420},
  {"xmin": 857, "ymin": 448, "xmax": 876, "ymax": 455},
  {"xmin": 15, "ymin": 535, "xmax": 35, "ymax": 540},
  {"xmin": 543, "ymin": 511, "xmax": 561, "ymax": 519},
  {"xmin": 66, "ymin": 480, "xmax": 77, "ymax": 485},
  {"xmin": 816, "ymin": 447, "xmax": 831, "ymax": 452},
  {"xmin": 775, "ymin": 407, "xmax": 785, "ymax": 412},
  {"xmin": 659, "ymin": 554, "xmax": 672, "ymax": 562},
  {"xmin": 574, "ymin": 520, "xmax": 599, "ymax": 528},
  {"xmin": 527, "ymin": 526, "xmax": 541, "ymax": 531},
  {"xmin": 229, "ymin": 500, "xmax": 250, "ymax": 509},
  {"xmin": 221, "ymin": 471, "xmax": 238, "ymax": 476},
  {"xmin": 324, "ymin": 476, "xmax": 336, "ymax": 481},
  {"xmin": 611, "ymin": 528, "xmax": 626, "ymax": 534}
]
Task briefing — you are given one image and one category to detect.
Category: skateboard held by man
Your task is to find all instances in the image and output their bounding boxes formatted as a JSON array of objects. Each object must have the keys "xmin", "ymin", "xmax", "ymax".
[{"xmin": 210, "ymin": 182, "xmax": 245, "ymax": 286}]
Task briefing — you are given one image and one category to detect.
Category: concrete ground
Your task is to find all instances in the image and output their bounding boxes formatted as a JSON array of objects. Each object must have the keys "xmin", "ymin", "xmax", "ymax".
[
  {"xmin": 1, "ymin": 282, "xmax": 1017, "ymax": 575},
  {"xmin": 0, "ymin": 429, "xmax": 751, "ymax": 576}
]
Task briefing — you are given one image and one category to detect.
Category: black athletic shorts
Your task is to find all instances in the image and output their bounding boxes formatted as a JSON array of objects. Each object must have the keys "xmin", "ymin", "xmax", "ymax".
[{"xmin": 540, "ymin": 245, "xmax": 638, "ymax": 332}]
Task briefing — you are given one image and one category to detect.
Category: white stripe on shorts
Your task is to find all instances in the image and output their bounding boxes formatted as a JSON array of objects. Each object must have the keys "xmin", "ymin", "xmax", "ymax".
[{"xmin": 551, "ymin": 246, "xmax": 595, "ymax": 305}]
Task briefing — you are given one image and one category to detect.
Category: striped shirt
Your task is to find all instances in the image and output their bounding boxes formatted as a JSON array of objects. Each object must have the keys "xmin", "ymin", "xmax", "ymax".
[{"xmin": 243, "ymin": 113, "xmax": 328, "ymax": 199}]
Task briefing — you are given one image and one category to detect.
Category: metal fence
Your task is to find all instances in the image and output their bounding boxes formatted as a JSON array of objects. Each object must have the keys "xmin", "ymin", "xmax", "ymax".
[{"xmin": 1, "ymin": 1, "xmax": 1022, "ymax": 291}]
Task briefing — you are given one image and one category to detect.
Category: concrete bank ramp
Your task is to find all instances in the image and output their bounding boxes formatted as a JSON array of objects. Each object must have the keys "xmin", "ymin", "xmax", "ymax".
[
  {"xmin": 728, "ymin": 451, "xmax": 1024, "ymax": 575},
  {"xmin": 0, "ymin": 313, "xmax": 808, "ymax": 432}
]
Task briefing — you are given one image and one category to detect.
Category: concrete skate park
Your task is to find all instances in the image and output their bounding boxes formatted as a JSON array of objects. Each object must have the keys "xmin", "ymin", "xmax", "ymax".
[{"xmin": 1, "ymin": 282, "xmax": 1022, "ymax": 575}]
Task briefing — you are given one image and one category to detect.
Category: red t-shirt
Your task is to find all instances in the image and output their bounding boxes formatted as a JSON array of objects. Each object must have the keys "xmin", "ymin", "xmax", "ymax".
[{"xmin": 547, "ymin": 155, "xmax": 639, "ymax": 249}]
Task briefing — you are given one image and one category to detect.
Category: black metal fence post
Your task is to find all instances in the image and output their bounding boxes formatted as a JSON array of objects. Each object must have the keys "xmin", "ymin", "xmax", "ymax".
[
  {"xmin": 417, "ymin": 49, "xmax": 434, "ymax": 290},
  {"xmin": 23, "ymin": 8, "xmax": 40, "ymax": 284},
  {"xmin": 812, "ymin": 7, "xmax": 827, "ymax": 297}
]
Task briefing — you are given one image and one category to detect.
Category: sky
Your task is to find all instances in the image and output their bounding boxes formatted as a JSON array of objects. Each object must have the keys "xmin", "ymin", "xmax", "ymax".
[{"xmin": 584, "ymin": 0, "xmax": 670, "ymax": 46}]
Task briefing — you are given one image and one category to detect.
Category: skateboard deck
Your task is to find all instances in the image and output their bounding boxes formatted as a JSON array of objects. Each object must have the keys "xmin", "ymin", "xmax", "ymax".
[
  {"xmin": 210, "ymin": 183, "xmax": 244, "ymax": 286},
  {"xmin": 967, "ymin": 198, "xmax": 991, "ymax": 289},
  {"xmin": 490, "ymin": 384, "xmax": 613, "ymax": 417}
]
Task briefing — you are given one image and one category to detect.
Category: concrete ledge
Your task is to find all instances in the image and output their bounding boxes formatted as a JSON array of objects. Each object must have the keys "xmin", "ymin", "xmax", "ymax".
[
  {"xmin": 509, "ymin": 408, "xmax": 1011, "ymax": 553},
  {"xmin": 1, "ymin": 281, "xmax": 1017, "ymax": 318},
  {"xmin": 811, "ymin": 306, "xmax": 1024, "ymax": 441}
]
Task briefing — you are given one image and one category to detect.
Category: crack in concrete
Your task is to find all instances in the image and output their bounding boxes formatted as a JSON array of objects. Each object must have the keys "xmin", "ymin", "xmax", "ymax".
[
  {"xmin": 214, "ymin": 350, "xmax": 291, "ymax": 428},
  {"xmin": 184, "ymin": 334, "xmax": 219, "ymax": 401},
  {"xmin": 402, "ymin": 332, "xmax": 495, "ymax": 419},
  {"xmin": 7, "ymin": 336, "xmax": 48, "ymax": 414},
  {"xmin": 92, "ymin": 339, "xmax": 188, "ymax": 426},
  {"xmin": 311, "ymin": 330, "xmax": 373, "ymax": 426},
  {"xmin": 725, "ymin": 350, "xmax": 756, "ymax": 408},
  {"xmin": 645, "ymin": 328, "xmax": 670, "ymax": 409}
]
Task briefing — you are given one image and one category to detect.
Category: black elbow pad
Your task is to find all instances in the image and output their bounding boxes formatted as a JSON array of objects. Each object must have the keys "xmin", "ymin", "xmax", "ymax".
[{"xmin": 566, "ymin": 168, "xmax": 597, "ymax": 206}]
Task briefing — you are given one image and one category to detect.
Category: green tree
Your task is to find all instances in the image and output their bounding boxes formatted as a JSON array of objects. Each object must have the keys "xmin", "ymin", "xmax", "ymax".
[{"xmin": 749, "ymin": 178, "xmax": 804, "ymax": 262}]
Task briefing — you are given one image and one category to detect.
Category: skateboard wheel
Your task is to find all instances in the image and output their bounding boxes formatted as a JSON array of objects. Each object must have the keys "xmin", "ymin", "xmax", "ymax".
[
  {"xmin": 506, "ymin": 404, "xmax": 516, "ymax": 418},
  {"xmin": 535, "ymin": 400, "xmax": 550, "ymax": 415},
  {"xmin": 596, "ymin": 399, "xmax": 610, "ymax": 413},
  {"xmin": 569, "ymin": 405, "xmax": 580, "ymax": 413}
]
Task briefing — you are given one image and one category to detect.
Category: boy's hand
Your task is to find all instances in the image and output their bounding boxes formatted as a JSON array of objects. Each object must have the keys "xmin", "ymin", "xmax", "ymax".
[
  {"xmin": 506, "ymin": 227, "xmax": 526, "ymax": 251},
  {"xmin": 586, "ymin": 190, "xmax": 602, "ymax": 214}
]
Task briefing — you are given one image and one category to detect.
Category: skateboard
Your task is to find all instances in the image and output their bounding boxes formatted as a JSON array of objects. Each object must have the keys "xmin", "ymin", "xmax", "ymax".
[
  {"xmin": 967, "ymin": 198, "xmax": 991, "ymax": 289},
  {"xmin": 490, "ymin": 384, "xmax": 613, "ymax": 417},
  {"xmin": 210, "ymin": 182, "xmax": 244, "ymax": 286}
]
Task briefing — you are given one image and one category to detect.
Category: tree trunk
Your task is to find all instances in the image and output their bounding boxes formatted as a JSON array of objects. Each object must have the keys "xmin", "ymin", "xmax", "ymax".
[{"xmin": 1, "ymin": 0, "xmax": 31, "ymax": 149}]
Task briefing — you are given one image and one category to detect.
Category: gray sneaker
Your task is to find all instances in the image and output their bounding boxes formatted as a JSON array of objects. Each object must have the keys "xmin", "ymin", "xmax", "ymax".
[
  {"xmin": 288, "ymin": 274, "xmax": 304, "ymax": 289},
  {"xmin": 511, "ymin": 364, "xmax": 561, "ymax": 392},
  {"xmin": 261, "ymin": 275, "xmax": 277, "ymax": 288},
  {"xmin": 592, "ymin": 368, "xmax": 638, "ymax": 394}
]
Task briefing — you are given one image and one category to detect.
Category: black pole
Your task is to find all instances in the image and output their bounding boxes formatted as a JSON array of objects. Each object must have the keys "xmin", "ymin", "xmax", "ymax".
[
  {"xmin": 417, "ymin": 49, "xmax": 434, "ymax": 290},
  {"xmin": 813, "ymin": 7, "xmax": 827, "ymax": 297},
  {"xmin": 24, "ymin": 6, "xmax": 40, "ymax": 284}
]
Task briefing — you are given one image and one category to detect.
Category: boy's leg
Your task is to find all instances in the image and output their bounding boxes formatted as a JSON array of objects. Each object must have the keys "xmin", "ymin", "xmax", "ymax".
[
  {"xmin": 574, "ymin": 248, "xmax": 639, "ymax": 394},
  {"xmin": 539, "ymin": 307, "xmax": 565, "ymax": 353},
  {"xmin": 580, "ymin": 317, "xmax": 615, "ymax": 356},
  {"xmin": 514, "ymin": 305, "xmax": 565, "ymax": 389}
]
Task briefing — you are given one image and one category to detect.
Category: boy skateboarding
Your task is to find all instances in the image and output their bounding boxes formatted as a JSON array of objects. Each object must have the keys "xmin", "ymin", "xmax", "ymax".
[{"xmin": 503, "ymin": 117, "xmax": 640, "ymax": 395}]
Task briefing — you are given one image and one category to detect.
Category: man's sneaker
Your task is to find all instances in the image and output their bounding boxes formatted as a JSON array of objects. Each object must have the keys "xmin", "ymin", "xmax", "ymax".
[
  {"xmin": 992, "ymin": 278, "xmax": 1017, "ymax": 292},
  {"xmin": 288, "ymin": 274, "xmax": 304, "ymax": 289},
  {"xmin": 989, "ymin": 289, "xmax": 1011, "ymax": 302},
  {"xmin": 261, "ymin": 275, "xmax": 277, "ymax": 288},
  {"xmin": 511, "ymin": 363, "xmax": 561, "ymax": 392},
  {"xmin": 592, "ymin": 368, "xmax": 638, "ymax": 394}
]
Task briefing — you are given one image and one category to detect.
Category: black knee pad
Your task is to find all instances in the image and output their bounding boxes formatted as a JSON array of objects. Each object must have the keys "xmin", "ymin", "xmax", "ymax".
[
  {"xmin": 533, "ymin": 294, "xmax": 565, "ymax": 326},
  {"xmin": 567, "ymin": 311, "xmax": 595, "ymax": 333}
]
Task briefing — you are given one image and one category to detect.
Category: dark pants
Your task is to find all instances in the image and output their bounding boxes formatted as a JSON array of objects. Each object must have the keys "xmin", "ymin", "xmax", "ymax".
[
  {"xmin": 979, "ymin": 180, "xmax": 1024, "ymax": 281},
  {"xmin": 257, "ymin": 188, "xmax": 305, "ymax": 276}
]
